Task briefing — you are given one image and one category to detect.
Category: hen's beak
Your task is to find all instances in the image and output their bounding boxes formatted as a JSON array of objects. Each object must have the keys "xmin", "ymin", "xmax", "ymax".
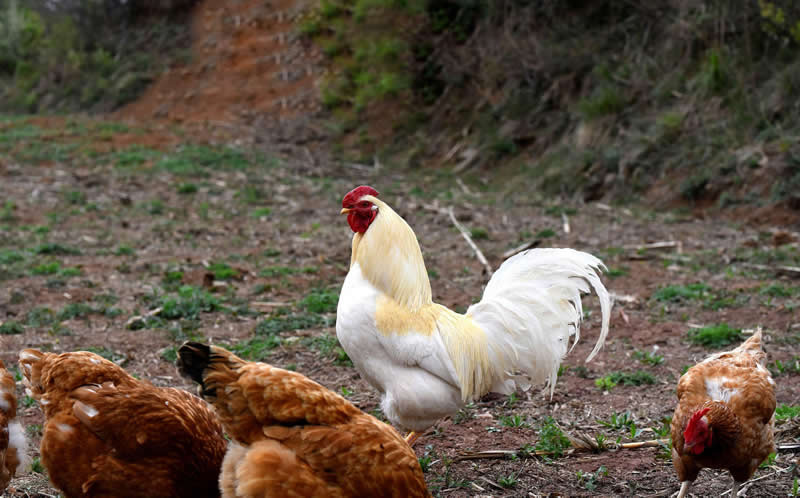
[{"xmin": 340, "ymin": 208, "xmax": 352, "ymax": 215}]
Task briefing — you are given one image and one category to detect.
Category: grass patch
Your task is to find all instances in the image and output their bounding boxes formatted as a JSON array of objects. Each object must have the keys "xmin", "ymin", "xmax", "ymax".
[
  {"xmin": 259, "ymin": 266, "xmax": 318, "ymax": 277},
  {"xmin": 299, "ymin": 288, "xmax": 339, "ymax": 314},
  {"xmin": 158, "ymin": 286, "xmax": 222, "ymax": 320},
  {"xmin": 255, "ymin": 312, "xmax": 328, "ymax": 336},
  {"xmin": 33, "ymin": 242, "xmax": 80, "ymax": 255},
  {"xmin": 652, "ymin": 283, "xmax": 711, "ymax": 302},
  {"xmin": 535, "ymin": 416, "xmax": 571, "ymax": 459},
  {"xmin": 0, "ymin": 321, "xmax": 24, "ymax": 335},
  {"xmin": 304, "ymin": 334, "xmax": 352, "ymax": 366},
  {"xmin": 83, "ymin": 347, "xmax": 127, "ymax": 365},
  {"xmin": 157, "ymin": 145, "xmax": 252, "ymax": 177},
  {"xmin": 596, "ymin": 370, "xmax": 656, "ymax": 390},
  {"xmin": 231, "ymin": 335, "xmax": 282, "ymax": 360},
  {"xmin": 208, "ymin": 262, "xmax": 239, "ymax": 280},
  {"xmin": 632, "ymin": 350, "xmax": 664, "ymax": 366},
  {"xmin": 687, "ymin": 323, "xmax": 742, "ymax": 348},
  {"xmin": 776, "ymin": 404, "xmax": 800, "ymax": 420}
]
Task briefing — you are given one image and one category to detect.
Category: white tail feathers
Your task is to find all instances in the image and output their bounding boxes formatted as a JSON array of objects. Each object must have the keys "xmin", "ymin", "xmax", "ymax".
[{"xmin": 466, "ymin": 248, "xmax": 611, "ymax": 398}]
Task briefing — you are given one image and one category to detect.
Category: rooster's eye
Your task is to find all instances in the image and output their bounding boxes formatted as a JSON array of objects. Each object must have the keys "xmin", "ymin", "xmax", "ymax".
[{"xmin": 360, "ymin": 202, "xmax": 370, "ymax": 208}]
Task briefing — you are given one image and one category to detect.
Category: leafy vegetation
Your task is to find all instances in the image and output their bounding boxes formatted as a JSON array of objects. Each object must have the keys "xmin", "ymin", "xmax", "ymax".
[
  {"xmin": 535, "ymin": 416, "xmax": 571, "ymax": 459},
  {"xmin": 775, "ymin": 404, "xmax": 800, "ymax": 420},
  {"xmin": 687, "ymin": 323, "xmax": 742, "ymax": 348}
]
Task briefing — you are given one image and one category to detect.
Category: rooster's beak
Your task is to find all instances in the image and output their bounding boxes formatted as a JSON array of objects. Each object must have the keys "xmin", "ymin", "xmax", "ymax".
[{"xmin": 340, "ymin": 208, "xmax": 351, "ymax": 215}]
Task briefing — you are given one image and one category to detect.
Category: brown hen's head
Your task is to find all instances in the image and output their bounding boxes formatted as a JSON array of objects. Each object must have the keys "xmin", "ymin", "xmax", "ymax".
[
  {"xmin": 683, "ymin": 407, "xmax": 712, "ymax": 455},
  {"xmin": 341, "ymin": 185, "xmax": 379, "ymax": 234}
]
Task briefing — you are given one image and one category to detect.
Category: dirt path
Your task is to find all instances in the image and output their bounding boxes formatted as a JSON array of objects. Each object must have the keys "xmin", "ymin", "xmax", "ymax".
[{"xmin": 0, "ymin": 116, "xmax": 798, "ymax": 496}]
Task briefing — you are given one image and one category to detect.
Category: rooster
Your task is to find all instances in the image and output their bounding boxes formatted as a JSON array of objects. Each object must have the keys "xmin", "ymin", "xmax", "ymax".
[
  {"xmin": 0, "ymin": 358, "xmax": 29, "ymax": 493},
  {"xmin": 177, "ymin": 342, "xmax": 430, "ymax": 498},
  {"xmin": 336, "ymin": 185, "xmax": 611, "ymax": 441},
  {"xmin": 19, "ymin": 349, "xmax": 227, "ymax": 498},
  {"xmin": 671, "ymin": 328, "xmax": 776, "ymax": 498}
]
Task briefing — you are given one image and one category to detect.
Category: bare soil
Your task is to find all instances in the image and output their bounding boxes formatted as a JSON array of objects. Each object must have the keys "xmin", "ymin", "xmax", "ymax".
[{"xmin": 0, "ymin": 115, "xmax": 798, "ymax": 497}]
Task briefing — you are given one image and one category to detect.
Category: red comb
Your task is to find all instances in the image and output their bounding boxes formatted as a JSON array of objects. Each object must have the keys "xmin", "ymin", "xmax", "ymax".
[{"xmin": 342, "ymin": 186, "xmax": 379, "ymax": 206}]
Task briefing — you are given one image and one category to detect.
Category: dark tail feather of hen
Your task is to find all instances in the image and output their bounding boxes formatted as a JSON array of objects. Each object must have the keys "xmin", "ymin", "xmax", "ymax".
[{"xmin": 176, "ymin": 342, "xmax": 212, "ymax": 389}]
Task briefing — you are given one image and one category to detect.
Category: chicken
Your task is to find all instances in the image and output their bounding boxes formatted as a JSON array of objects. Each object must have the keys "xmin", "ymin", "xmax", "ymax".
[
  {"xmin": 670, "ymin": 328, "xmax": 776, "ymax": 498},
  {"xmin": 176, "ymin": 342, "xmax": 430, "ymax": 498},
  {"xmin": 336, "ymin": 185, "xmax": 611, "ymax": 439},
  {"xmin": 19, "ymin": 349, "xmax": 226, "ymax": 498},
  {"xmin": 0, "ymin": 358, "xmax": 29, "ymax": 493}
]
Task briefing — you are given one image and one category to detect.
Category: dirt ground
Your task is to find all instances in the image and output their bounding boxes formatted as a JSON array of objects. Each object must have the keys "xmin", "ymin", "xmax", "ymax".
[{"xmin": 0, "ymin": 115, "xmax": 798, "ymax": 497}]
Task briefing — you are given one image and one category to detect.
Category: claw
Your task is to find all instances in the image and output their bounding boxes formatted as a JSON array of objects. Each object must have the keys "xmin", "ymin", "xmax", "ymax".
[{"xmin": 404, "ymin": 431, "xmax": 420, "ymax": 446}]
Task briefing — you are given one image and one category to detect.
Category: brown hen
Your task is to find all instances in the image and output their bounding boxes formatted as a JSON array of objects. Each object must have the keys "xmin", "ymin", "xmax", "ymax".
[
  {"xmin": 0, "ymin": 358, "xmax": 29, "ymax": 493},
  {"xmin": 20, "ymin": 349, "xmax": 227, "ymax": 498},
  {"xmin": 177, "ymin": 342, "xmax": 431, "ymax": 498},
  {"xmin": 670, "ymin": 328, "xmax": 776, "ymax": 498}
]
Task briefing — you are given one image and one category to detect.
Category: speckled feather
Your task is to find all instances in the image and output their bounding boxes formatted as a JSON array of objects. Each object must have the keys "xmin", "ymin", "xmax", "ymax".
[
  {"xmin": 20, "ymin": 349, "xmax": 226, "ymax": 498},
  {"xmin": 670, "ymin": 329, "xmax": 776, "ymax": 485},
  {"xmin": 179, "ymin": 343, "xmax": 430, "ymax": 498}
]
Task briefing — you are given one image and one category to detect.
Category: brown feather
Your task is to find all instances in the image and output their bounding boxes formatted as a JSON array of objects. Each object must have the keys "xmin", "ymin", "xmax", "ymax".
[
  {"xmin": 21, "ymin": 349, "xmax": 226, "ymax": 498},
  {"xmin": 179, "ymin": 343, "xmax": 431, "ymax": 498},
  {"xmin": 671, "ymin": 329, "xmax": 776, "ymax": 485}
]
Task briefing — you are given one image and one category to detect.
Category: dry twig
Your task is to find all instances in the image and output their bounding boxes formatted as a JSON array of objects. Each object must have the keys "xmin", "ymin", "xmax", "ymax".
[{"xmin": 447, "ymin": 207, "xmax": 493, "ymax": 277}]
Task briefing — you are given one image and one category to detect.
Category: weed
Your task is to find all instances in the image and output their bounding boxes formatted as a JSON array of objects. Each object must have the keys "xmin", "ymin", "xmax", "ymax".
[
  {"xmin": 761, "ymin": 284, "xmax": 795, "ymax": 297},
  {"xmin": 607, "ymin": 266, "xmax": 629, "ymax": 278},
  {"xmin": 687, "ymin": 323, "xmax": 742, "ymax": 348},
  {"xmin": 759, "ymin": 452, "xmax": 776, "ymax": 469},
  {"xmin": 596, "ymin": 371, "xmax": 656, "ymax": 390},
  {"xmin": 577, "ymin": 465, "xmax": 608, "ymax": 491},
  {"xmin": 595, "ymin": 376, "xmax": 617, "ymax": 391},
  {"xmin": 300, "ymin": 288, "xmax": 339, "ymax": 314},
  {"xmin": 255, "ymin": 312, "xmax": 327, "ymax": 336},
  {"xmin": 31, "ymin": 456, "xmax": 45, "ymax": 474},
  {"xmin": 535, "ymin": 228, "xmax": 556, "ymax": 239},
  {"xmin": 0, "ymin": 249, "xmax": 25, "ymax": 265},
  {"xmin": 252, "ymin": 207, "xmax": 272, "ymax": 218},
  {"xmin": 418, "ymin": 447, "xmax": 434, "ymax": 472},
  {"xmin": 158, "ymin": 145, "xmax": 251, "ymax": 177},
  {"xmin": 598, "ymin": 412, "xmax": 635, "ymax": 431},
  {"xmin": 56, "ymin": 303, "xmax": 94, "ymax": 321},
  {"xmin": 469, "ymin": 227, "xmax": 489, "ymax": 240},
  {"xmin": 0, "ymin": 321, "xmax": 24, "ymax": 335},
  {"xmin": 31, "ymin": 261, "xmax": 61, "ymax": 275},
  {"xmin": 231, "ymin": 335, "xmax": 281, "ymax": 360},
  {"xmin": 653, "ymin": 417, "xmax": 671, "ymax": 438},
  {"xmin": 208, "ymin": 262, "xmax": 239, "ymax": 280},
  {"xmin": 26, "ymin": 307, "xmax": 56, "ymax": 327},
  {"xmin": 776, "ymin": 404, "xmax": 800, "ymax": 420},
  {"xmin": 33, "ymin": 242, "xmax": 80, "ymax": 255},
  {"xmin": 497, "ymin": 473, "xmax": 518, "ymax": 488},
  {"xmin": 26, "ymin": 424, "xmax": 42, "ymax": 437},
  {"xmin": 500, "ymin": 414, "xmax": 529, "ymax": 428},
  {"xmin": 304, "ymin": 334, "xmax": 352, "ymax": 366},
  {"xmin": 260, "ymin": 266, "xmax": 318, "ymax": 277},
  {"xmin": 157, "ymin": 346, "xmax": 177, "ymax": 363},
  {"xmin": 535, "ymin": 416, "xmax": 571, "ymax": 458},
  {"xmin": 177, "ymin": 182, "xmax": 198, "ymax": 194},
  {"xmin": 158, "ymin": 286, "xmax": 222, "ymax": 320},
  {"xmin": 65, "ymin": 190, "xmax": 87, "ymax": 205},
  {"xmin": 115, "ymin": 245, "xmax": 135, "ymax": 256},
  {"xmin": 632, "ymin": 350, "xmax": 664, "ymax": 366},
  {"xmin": 21, "ymin": 396, "xmax": 36, "ymax": 408},
  {"xmin": 653, "ymin": 283, "xmax": 711, "ymax": 303},
  {"xmin": 505, "ymin": 392, "xmax": 519, "ymax": 407},
  {"xmin": 340, "ymin": 386, "xmax": 353, "ymax": 396}
]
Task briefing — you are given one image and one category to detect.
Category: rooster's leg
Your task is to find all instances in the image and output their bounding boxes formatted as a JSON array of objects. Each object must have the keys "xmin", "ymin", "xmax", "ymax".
[
  {"xmin": 676, "ymin": 481, "xmax": 690, "ymax": 498},
  {"xmin": 404, "ymin": 431, "xmax": 420, "ymax": 446}
]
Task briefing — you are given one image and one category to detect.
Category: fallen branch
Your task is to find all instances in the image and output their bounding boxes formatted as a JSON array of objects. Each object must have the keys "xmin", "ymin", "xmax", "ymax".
[
  {"xmin": 624, "ymin": 241, "xmax": 683, "ymax": 254},
  {"xmin": 455, "ymin": 438, "xmax": 669, "ymax": 461},
  {"xmin": 562, "ymin": 212, "xmax": 570, "ymax": 234},
  {"xmin": 777, "ymin": 443, "xmax": 800, "ymax": 451},
  {"xmin": 447, "ymin": 207, "xmax": 493, "ymax": 277},
  {"xmin": 741, "ymin": 263, "xmax": 800, "ymax": 278},
  {"xmin": 719, "ymin": 466, "xmax": 792, "ymax": 496},
  {"xmin": 502, "ymin": 239, "xmax": 541, "ymax": 259}
]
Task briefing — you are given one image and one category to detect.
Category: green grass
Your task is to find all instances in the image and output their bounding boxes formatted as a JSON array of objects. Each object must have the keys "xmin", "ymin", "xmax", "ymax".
[
  {"xmin": 231, "ymin": 335, "xmax": 283, "ymax": 360},
  {"xmin": 157, "ymin": 145, "xmax": 252, "ymax": 177},
  {"xmin": 259, "ymin": 266, "xmax": 318, "ymax": 277},
  {"xmin": 304, "ymin": 334, "xmax": 352, "ymax": 366},
  {"xmin": 535, "ymin": 416, "xmax": 571, "ymax": 459},
  {"xmin": 25, "ymin": 307, "xmax": 56, "ymax": 327},
  {"xmin": 158, "ymin": 286, "xmax": 222, "ymax": 320},
  {"xmin": 177, "ymin": 182, "xmax": 198, "ymax": 194},
  {"xmin": 687, "ymin": 323, "xmax": 742, "ymax": 348},
  {"xmin": 208, "ymin": 262, "xmax": 239, "ymax": 280},
  {"xmin": 255, "ymin": 312, "xmax": 328, "ymax": 336},
  {"xmin": 500, "ymin": 414, "xmax": 529, "ymax": 428},
  {"xmin": 0, "ymin": 321, "xmax": 24, "ymax": 335},
  {"xmin": 775, "ymin": 404, "xmax": 800, "ymax": 420},
  {"xmin": 596, "ymin": 370, "xmax": 656, "ymax": 390},
  {"xmin": 114, "ymin": 245, "xmax": 135, "ymax": 256},
  {"xmin": 469, "ymin": 227, "xmax": 489, "ymax": 240},
  {"xmin": 652, "ymin": 283, "xmax": 711, "ymax": 302},
  {"xmin": 632, "ymin": 350, "xmax": 664, "ymax": 366},
  {"xmin": 33, "ymin": 242, "xmax": 81, "ymax": 255},
  {"xmin": 56, "ymin": 303, "xmax": 94, "ymax": 321},
  {"xmin": 160, "ymin": 346, "xmax": 178, "ymax": 363},
  {"xmin": 300, "ymin": 288, "xmax": 339, "ymax": 314}
]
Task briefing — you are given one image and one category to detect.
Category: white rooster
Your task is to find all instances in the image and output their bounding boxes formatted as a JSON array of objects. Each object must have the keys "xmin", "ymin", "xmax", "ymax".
[{"xmin": 336, "ymin": 185, "xmax": 611, "ymax": 442}]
